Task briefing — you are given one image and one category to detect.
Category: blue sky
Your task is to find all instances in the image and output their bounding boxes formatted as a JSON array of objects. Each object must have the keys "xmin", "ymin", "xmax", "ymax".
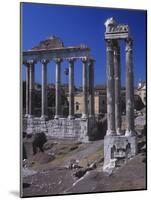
[{"xmin": 21, "ymin": 3, "xmax": 146, "ymax": 87}]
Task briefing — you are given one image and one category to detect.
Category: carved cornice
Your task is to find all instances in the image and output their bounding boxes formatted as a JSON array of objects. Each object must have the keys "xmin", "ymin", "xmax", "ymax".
[
  {"xmin": 106, "ymin": 24, "xmax": 129, "ymax": 34},
  {"xmin": 105, "ymin": 18, "xmax": 130, "ymax": 39}
]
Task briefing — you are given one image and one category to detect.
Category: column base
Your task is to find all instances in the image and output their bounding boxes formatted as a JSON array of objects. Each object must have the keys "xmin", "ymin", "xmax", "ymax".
[
  {"xmin": 81, "ymin": 114, "xmax": 88, "ymax": 119},
  {"xmin": 24, "ymin": 114, "xmax": 29, "ymax": 118},
  {"xmin": 103, "ymin": 134, "xmax": 137, "ymax": 174},
  {"xmin": 40, "ymin": 115, "xmax": 48, "ymax": 120},
  {"xmin": 125, "ymin": 129, "xmax": 136, "ymax": 137},
  {"xmin": 68, "ymin": 115, "xmax": 75, "ymax": 120},
  {"xmin": 54, "ymin": 115, "xmax": 61, "ymax": 119},
  {"xmin": 106, "ymin": 129, "xmax": 117, "ymax": 136},
  {"xmin": 116, "ymin": 128, "xmax": 123, "ymax": 136},
  {"xmin": 27, "ymin": 114, "xmax": 34, "ymax": 119},
  {"xmin": 89, "ymin": 114, "xmax": 95, "ymax": 118}
]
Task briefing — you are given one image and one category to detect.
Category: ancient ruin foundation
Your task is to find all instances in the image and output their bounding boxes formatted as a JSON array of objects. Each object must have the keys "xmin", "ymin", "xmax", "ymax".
[{"xmin": 103, "ymin": 18, "xmax": 137, "ymax": 172}]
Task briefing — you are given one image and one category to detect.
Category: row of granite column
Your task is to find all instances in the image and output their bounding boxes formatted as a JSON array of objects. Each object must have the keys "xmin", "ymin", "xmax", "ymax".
[
  {"xmin": 106, "ymin": 38, "xmax": 135, "ymax": 137},
  {"xmin": 23, "ymin": 57, "xmax": 95, "ymax": 120}
]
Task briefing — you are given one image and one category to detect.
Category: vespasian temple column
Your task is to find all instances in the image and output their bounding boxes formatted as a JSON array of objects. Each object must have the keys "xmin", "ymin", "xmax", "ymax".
[
  {"xmin": 82, "ymin": 57, "xmax": 88, "ymax": 119},
  {"xmin": 24, "ymin": 62, "xmax": 29, "ymax": 117},
  {"xmin": 88, "ymin": 59, "xmax": 95, "ymax": 117},
  {"xmin": 114, "ymin": 41, "xmax": 122, "ymax": 134},
  {"xmin": 54, "ymin": 58, "xmax": 62, "ymax": 119},
  {"xmin": 41, "ymin": 59, "xmax": 49, "ymax": 119},
  {"xmin": 106, "ymin": 39, "xmax": 116, "ymax": 135},
  {"xmin": 125, "ymin": 38, "xmax": 135, "ymax": 136},
  {"xmin": 68, "ymin": 58, "xmax": 75, "ymax": 119},
  {"xmin": 28, "ymin": 60, "xmax": 36, "ymax": 117}
]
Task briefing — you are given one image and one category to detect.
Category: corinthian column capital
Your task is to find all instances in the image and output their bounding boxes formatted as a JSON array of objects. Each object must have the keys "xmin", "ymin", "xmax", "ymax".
[
  {"xmin": 27, "ymin": 60, "xmax": 37, "ymax": 66},
  {"xmin": 54, "ymin": 58, "xmax": 62, "ymax": 64},
  {"xmin": 106, "ymin": 39, "xmax": 114, "ymax": 52},
  {"xmin": 88, "ymin": 58, "xmax": 95, "ymax": 65},
  {"xmin": 125, "ymin": 38, "xmax": 133, "ymax": 52},
  {"xmin": 41, "ymin": 59, "xmax": 49, "ymax": 65},
  {"xmin": 68, "ymin": 58, "xmax": 76, "ymax": 63},
  {"xmin": 81, "ymin": 57, "xmax": 89, "ymax": 63}
]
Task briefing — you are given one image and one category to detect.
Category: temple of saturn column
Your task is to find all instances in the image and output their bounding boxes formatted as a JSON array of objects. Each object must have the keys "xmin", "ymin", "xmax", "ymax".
[
  {"xmin": 103, "ymin": 18, "xmax": 137, "ymax": 172},
  {"xmin": 23, "ymin": 36, "xmax": 96, "ymax": 142}
]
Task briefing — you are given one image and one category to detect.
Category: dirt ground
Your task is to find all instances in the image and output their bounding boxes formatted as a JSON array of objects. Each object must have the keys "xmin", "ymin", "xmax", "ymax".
[{"xmin": 22, "ymin": 133, "xmax": 146, "ymax": 197}]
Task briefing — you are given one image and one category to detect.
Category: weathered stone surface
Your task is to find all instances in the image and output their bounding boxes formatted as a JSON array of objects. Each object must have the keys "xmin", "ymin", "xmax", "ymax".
[
  {"xmin": 114, "ymin": 40, "xmax": 122, "ymax": 134},
  {"xmin": 103, "ymin": 135, "xmax": 137, "ymax": 173},
  {"xmin": 31, "ymin": 36, "xmax": 64, "ymax": 50},
  {"xmin": 23, "ymin": 117, "xmax": 97, "ymax": 142},
  {"xmin": 103, "ymin": 18, "xmax": 137, "ymax": 173},
  {"xmin": 106, "ymin": 39, "xmax": 116, "ymax": 135},
  {"xmin": 68, "ymin": 58, "xmax": 75, "ymax": 119},
  {"xmin": 125, "ymin": 38, "xmax": 135, "ymax": 136},
  {"xmin": 105, "ymin": 18, "xmax": 129, "ymax": 39},
  {"xmin": 41, "ymin": 59, "xmax": 48, "ymax": 118}
]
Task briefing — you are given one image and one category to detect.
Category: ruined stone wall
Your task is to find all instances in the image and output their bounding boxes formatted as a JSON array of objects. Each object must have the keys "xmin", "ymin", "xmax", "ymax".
[
  {"xmin": 23, "ymin": 117, "xmax": 97, "ymax": 142},
  {"xmin": 47, "ymin": 118, "xmax": 82, "ymax": 139}
]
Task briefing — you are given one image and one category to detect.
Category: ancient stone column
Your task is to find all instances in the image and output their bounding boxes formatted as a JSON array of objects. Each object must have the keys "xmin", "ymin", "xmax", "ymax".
[
  {"xmin": 54, "ymin": 58, "xmax": 62, "ymax": 119},
  {"xmin": 114, "ymin": 41, "xmax": 122, "ymax": 134},
  {"xmin": 24, "ymin": 62, "xmax": 29, "ymax": 117},
  {"xmin": 28, "ymin": 60, "xmax": 36, "ymax": 118},
  {"xmin": 41, "ymin": 59, "xmax": 48, "ymax": 119},
  {"xmin": 106, "ymin": 39, "xmax": 116, "ymax": 135},
  {"xmin": 125, "ymin": 38, "xmax": 135, "ymax": 136},
  {"xmin": 88, "ymin": 59, "xmax": 95, "ymax": 117},
  {"xmin": 68, "ymin": 58, "xmax": 75, "ymax": 119},
  {"xmin": 81, "ymin": 57, "xmax": 88, "ymax": 119}
]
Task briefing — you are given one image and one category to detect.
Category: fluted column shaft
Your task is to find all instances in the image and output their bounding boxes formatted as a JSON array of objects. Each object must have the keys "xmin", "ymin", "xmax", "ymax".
[
  {"xmin": 55, "ymin": 58, "xmax": 62, "ymax": 119},
  {"xmin": 106, "ymin": 40, "xmax": 116, "ymax": 135},
  {"xmin": 88, "ymin": 59, "xmax": 95, "ymax": 117},
  {"xmin": 68, "ymin": 58, "xmax": 75, "ymax": 119},
  {"xmin": 28, "ymin": 60, "xmax": 35, "ymax": 117},
  {"xmin": 41, "ymin": 59, "xmax": 48, "ymax": 119},
  {"xmin": 114, "ymin": 41, "xmax": 122, "ymax": 134},
  {"xmin": 82, "ymin": 58, "xmax": 88, "ymax": 119},
  {"xmin": 125, "ymin": 38, "xmax": 135, "ymax": 136}
]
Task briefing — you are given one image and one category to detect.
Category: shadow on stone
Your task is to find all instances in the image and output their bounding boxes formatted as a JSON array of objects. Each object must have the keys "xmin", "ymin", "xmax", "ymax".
[
  {"xmin": 138, "ymin": 141, "xmax": 146, "ymax": 153},
  {"xmin": 23, "ymin": 183, "xmax": 31, "ymax": 188},
  {"xmin": 89, "ymin": 116, "xmax": 107, "ymax": 141}
]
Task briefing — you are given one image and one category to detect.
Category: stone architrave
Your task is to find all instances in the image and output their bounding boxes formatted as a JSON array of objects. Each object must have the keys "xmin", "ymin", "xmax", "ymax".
[
  {"xmin": 114, "ymin": 40, "xmax": 122, "ymax": 134},
  {"xmin": 81, "ymin": 57, "xmax": 88, "ymax": 119},
  {"xmin": 106, "ymin": 39, "xmax": 116, "ymax": 135},
  {"xmin": 41, "ymin": 59, "xmax": 49, "ymax": 119},
  {"xmin": 28, "ymin": 60, "xmax": 36, "ymax": 118},
  {"xmin": 125, "ymin": 38, "xmax": 135, "ymax": 136},
  {"xmin": 54, "ymin": 58, "xmax": 62, "ymax": 119},
  {"xmin": 68, "ymin": 58, "xmax": 75, "ymax": 119}
]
